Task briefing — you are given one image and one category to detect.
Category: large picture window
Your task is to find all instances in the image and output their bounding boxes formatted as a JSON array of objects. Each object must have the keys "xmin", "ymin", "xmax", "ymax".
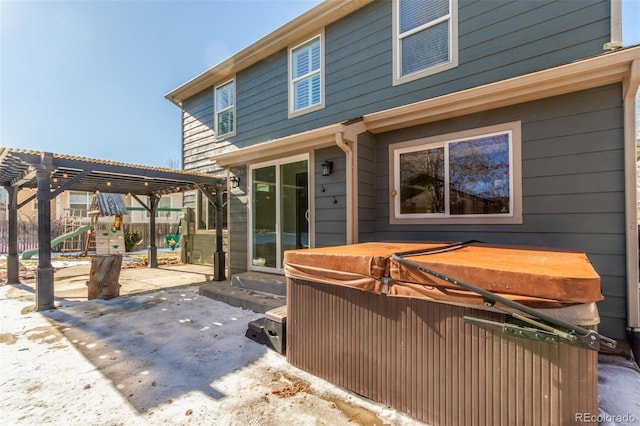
[
  {"xmin": 390, "ymin": 122, "xmax": 522, "ymax": 224},
  {"xmin": 215, "ymin": 79, "xmax": 235, "ymax": 137},
  {"xmin": 393, "ymin": 0, "xmax": 458, "ymax": 84},
  {"xmin": 289, "ymin": 34, "xmax": 324, "ymax": 117}
]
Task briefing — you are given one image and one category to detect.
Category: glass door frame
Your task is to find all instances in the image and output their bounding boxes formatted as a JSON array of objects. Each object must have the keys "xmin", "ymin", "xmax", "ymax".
[{"xmin": 248, "ymin": 153, "xmax": 312, "ymax": 273}]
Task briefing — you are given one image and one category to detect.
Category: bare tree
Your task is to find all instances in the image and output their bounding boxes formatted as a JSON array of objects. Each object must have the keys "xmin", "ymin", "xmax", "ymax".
[{"xmin": 166, "ymin": 157, "xmax": 181, "ymax": 170}]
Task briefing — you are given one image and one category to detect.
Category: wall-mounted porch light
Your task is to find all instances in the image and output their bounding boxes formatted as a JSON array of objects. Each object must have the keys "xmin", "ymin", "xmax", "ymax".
[
  {"xmin": 229, "ymin": 176, "xmax": 240, "ymax": 188},
  {"xmin": 321, "ymin": 160, "xmax": 333, "ymax": 177}
]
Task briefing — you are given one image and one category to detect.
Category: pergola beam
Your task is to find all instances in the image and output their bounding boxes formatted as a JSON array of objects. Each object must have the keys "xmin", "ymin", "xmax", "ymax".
[
  {"xmin": 49, "ymin": 170, "xmax": 90, "ymax": 198},
  {"xmin": 12, "ymin": 169, "xmax": 37, "ymax": 187}
]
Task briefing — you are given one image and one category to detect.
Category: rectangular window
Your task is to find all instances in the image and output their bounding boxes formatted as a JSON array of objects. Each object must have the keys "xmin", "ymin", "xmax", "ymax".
[
  {"xmin": 289, "ymin": 34, "xmax": 324, "ymax": 117},
  {"xmin": 69, "ymin": 191, "xmax": 91, "ymax": 217},
  {"xmin": 215, "ymin": 79, "xmax": 235, "ymax": 137},
  {"xmin": 197, "ymin": 191, "xmax": 227, "ymax": 231},
  {"xmin": 390, "ymin": 122, "xmax": 522, "ymax": 224},
  {"xmin": 146, "ymin": 196, "xmax": 172, "ymax": 218},
  {"xmin": 393, "ymin": 0, "xmax": 458, "ymax": 85}
]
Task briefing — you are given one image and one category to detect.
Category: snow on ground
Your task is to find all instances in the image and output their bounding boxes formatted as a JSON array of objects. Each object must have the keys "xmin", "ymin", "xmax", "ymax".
[
  {"xmin": 3, "ymin": 255, "xmax": 640, "ymax": 425},
  {"xmin": 0, "ymin": 284, "xmax": 419, "ymax": 426},
  {"xmin": 50, "ymin": 260, "xmax": 91, "ymax": 269}
]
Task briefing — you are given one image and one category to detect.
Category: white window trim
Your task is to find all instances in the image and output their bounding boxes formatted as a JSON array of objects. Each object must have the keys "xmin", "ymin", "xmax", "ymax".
[
  {"xmin": 392, "ymin": 0, "xmax": 459, "ymax": 86},
  {"xmin": 389, "ymin": 121, "xmax": 522, "ymax": 225},
  {"xmin": 288, "ymin": 31, "xmax": 325, "ymax": 118},
  {"xmin": 196, "ymin": 191, "xmax": 226, "ymax": 232},
  {"xmin": 248, "ymin": 153, "xmax": 311, "ymax": 273},
  {"xmin": 214, "ymin": 77, "xmax": 236, "ymax": 139},
  {"xmin": 146, "ymin": 195, "xmax": 172, "ymax": 219},
  {"xmin": 68, "ymin": 191, "xmax": 92, "ymax": 217}
]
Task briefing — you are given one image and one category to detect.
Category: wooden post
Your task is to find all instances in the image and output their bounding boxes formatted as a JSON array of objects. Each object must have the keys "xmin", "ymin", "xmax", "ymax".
[
  {"xmin": 214, "ymin": 188, "xmax": 225, "ymax": 281},
  {"xmin": 6, "ymin": 186, "xmax": 19, "ymax": 284},
  {"xmin": 86, "ymin": 254, "xmax": 122, "ymax": 300},
  {"xmin": 36, "ymin": 154, "xmax": 55, "ymax": 311},
  {"xmin": 148, "ymin": 195, "xmax": 159, "ymax": 268}
]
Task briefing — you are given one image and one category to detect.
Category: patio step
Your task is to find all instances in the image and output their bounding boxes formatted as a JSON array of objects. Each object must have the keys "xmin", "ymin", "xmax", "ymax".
[
  {"xmin": 231, "ymin": 271, "xmax": 286, "ymax": 296},
  {"xmin": 199, "ymin": 279, "xmax": 285, "ymax": 314}
]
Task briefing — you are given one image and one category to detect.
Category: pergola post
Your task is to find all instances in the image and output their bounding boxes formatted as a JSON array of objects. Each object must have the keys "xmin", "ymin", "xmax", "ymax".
[
  {"xmin": 213, "ymin": 188, "xmax": 225, "ymax": 281},
  {"xmin": 36, "ymin": 153, "xmax": 55, "ymax": 311},
  {"xmin": 148, "ymin": 194, "xmax": 159, "ymax": 268},
  {"xmin": 6, "ymin": 186, "xmax": 19, "ymax": 284}
]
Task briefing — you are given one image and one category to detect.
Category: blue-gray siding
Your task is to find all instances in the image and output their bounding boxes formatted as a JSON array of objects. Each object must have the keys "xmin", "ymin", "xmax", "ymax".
[
  {"xmin": 216, "ymin": 0, "xmax": 609, "ymax": 151},
  {"xmin": 358, "ymin": 131, "xmax": 377, "ymax": 243},
  {"xmin": 182, "ymin": 90, "xmax": 217, "ymax": 174},
  {"xmin": 177, "ymin": 0, "xmax": 625, "ymax": 337},
  {"xmin": 229, "ymin": 165, "xmax": 248, "ymax": 275},
  {"xmin": 315, "ymin": 146, "xmax": 347, "ymax": 247},
  {"xmin": 366, "ymin": 84, "xmax": 626, "ymax": 339}
]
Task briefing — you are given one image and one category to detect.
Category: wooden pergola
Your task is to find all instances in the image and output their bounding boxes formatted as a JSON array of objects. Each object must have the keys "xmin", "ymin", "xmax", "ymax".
[{"xmin": 0, "ymin": 148, "xmax": 226, "ymax": 311}]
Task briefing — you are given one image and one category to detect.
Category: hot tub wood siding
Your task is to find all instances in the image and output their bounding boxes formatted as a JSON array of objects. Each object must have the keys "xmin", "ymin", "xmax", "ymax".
[{"xmin": 287, "ymin": 278, "xmax": 597, "ymax": 425}]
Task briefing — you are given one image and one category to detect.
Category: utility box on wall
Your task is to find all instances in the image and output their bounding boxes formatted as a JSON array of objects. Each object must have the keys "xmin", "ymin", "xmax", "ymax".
[{"xmin": 180, "ymin": 207, "xmax": 195, "ymax": 263}]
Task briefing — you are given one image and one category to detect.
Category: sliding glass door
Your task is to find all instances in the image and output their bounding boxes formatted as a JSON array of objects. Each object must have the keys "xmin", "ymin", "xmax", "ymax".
[{"xmin": 251, "ymin": 156, "xmax": 308, "ymax": 272}]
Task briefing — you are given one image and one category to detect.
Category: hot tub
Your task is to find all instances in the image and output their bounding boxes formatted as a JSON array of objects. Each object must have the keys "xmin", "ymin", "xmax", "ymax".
[{"xmin": 284, "ymin": 242, "xmax": 611, "ymax": 425}]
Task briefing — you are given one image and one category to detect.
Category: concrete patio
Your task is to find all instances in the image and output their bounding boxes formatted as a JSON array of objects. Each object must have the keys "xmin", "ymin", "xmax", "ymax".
[{"xmin": 16, "ymin": 261, "xmax": 285, "ymax": 314}]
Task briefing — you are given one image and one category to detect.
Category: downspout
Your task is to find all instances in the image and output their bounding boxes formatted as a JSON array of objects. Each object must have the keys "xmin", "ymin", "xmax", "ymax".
[
  {"xmin": 624, "ymin": 59, "xmax": 640, "ymax": 334},
  {"xmin": 604, "ymin": 0, "xmax": 623, "ymax": 50},
  {"xmin": 335, "ymin": 131, "xmax": 354, "ymax": 244},
  {"xmin": 337, "ymin": 120, "xmax": 367, "ymax": 245}
]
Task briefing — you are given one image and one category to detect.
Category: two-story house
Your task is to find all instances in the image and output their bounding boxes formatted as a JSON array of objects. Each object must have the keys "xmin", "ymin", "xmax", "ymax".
[{"xmin": 166, "ymin": 0, "xmax": 640, "ymax": 342}]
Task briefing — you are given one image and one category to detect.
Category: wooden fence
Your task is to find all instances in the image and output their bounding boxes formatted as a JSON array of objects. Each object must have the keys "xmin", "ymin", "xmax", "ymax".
[{"xmin": 0, "ymin": 219, "xmax": 179, "ymax": 254}]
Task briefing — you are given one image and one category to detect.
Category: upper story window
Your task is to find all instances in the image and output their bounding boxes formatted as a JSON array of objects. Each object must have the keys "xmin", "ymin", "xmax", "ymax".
[
  {"xmin": 389, "ymin": 122, "xmax": 522, "ymax": 225},
  {"xmin": 393, "ymin": 0, "xmax": 458, "ymax": 85},
  {"xmin": 215, "ymin": 79, "xmax": 235, "ymax": 138},
  {"xmin": 289, "ymin": 33, "xmax": 324, "ymax": 117}
]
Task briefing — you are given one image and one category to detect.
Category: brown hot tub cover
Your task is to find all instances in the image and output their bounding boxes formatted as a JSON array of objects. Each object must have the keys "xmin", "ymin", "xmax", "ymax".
[{"xmin": 283, "ymin": 241, "xmax": 602, "ymax": 307}]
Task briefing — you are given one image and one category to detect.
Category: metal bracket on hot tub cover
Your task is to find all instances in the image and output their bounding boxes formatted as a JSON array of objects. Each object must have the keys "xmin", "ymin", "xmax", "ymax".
[
  {"xmin": 380, "ymin": 277, "xmax": 391, "ymax": 294},
  {"xmin": 463, "ymin": 316, "xmax": 604, "ymax": 350},
  {"xmin": 391, "ymin": 244, "xmax": 617, "ymax": 352}
]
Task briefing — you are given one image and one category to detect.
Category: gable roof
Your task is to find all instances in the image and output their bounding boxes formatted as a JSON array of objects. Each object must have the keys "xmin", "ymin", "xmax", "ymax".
[{"xmin": 165, "ymin": 0, "xmax": 374, "ymax": 105}]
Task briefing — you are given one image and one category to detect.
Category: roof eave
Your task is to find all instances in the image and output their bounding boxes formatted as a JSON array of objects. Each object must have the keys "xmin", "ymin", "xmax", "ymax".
[
  {"xmin": 165, "ymin": 0, "xmax": 374, "ymax": 106},
  {"xmin": 213, "ymin": 123, "xmax": 344, "ymax": 167},
  {"xmin": 363, "ymin": 46, "xmax": 640, "ymax": 134}
]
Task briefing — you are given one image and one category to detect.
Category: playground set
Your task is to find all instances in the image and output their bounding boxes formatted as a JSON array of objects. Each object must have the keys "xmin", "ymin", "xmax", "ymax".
[
  {"xmin": 20, "ymin": 193, "xmax": 156, "ymax": 260},
  {"xmin": 19, "ymin": 193, "xmax": 183, "ymax": 260}
]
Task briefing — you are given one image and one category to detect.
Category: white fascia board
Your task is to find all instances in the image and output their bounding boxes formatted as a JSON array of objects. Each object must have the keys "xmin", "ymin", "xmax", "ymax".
[
  {"xmin": 213, "ymin": 123, "xmax": 344, "ymax": 167},
  {"xmin": 363, "ymin": 46, "xmax": 640, "ymax": 134}
]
